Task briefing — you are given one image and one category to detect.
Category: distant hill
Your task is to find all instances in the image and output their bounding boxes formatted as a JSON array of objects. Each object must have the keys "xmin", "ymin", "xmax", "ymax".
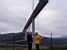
[
  {"xmin": 41, "ymin": 36, "xmax": 67, "ymax": 46},
  {"xmin": 0, "ymin": 32, "xmax": 67, "ymax": 47},
  {"xmin": 0, "ymin": 32, "xmax": 27, "ymax": 48},
  {"xmin": 0, "ymin": 32, "xmax": 25, "ymax": 43}
]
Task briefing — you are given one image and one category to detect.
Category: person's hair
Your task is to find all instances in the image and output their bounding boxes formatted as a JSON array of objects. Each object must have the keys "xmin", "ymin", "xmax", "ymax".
[{"xmin": 35, "ymin": 32, "xmax": 38, "ymax": 36}]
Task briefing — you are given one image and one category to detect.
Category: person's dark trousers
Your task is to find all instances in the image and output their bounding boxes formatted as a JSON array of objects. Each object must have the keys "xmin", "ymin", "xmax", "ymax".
[
  {"xmin": 28, "ymin": 42, "xmax": 32, "ymax": 50},
  {"xmin": 36, "ymin": 44, "xmax": 39, "ymax": 50}
]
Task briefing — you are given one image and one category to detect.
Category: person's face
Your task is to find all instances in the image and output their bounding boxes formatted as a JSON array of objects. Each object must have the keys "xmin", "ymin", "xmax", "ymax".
[{"xmin": 28, "ymin": 32, "xmax": 32, "ymax": 35}]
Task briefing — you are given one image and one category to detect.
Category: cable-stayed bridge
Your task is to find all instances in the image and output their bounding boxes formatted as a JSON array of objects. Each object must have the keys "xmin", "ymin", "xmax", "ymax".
[{"xmin": 0, "ymin": 0, "xmax": 48, "ymax": 48}]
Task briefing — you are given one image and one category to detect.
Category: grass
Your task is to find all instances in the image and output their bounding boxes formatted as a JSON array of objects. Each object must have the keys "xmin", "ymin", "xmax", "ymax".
[
  {"xmin": 0, "ymin": 48, "xmax": 49, "ymax": 50},
  {"xmin": 0, "ymin": 48, "xmax": 23, "ymax": 50},
  {"xmin": 0, "ymin": 46, "xmax": 67, "ymax": 50}
]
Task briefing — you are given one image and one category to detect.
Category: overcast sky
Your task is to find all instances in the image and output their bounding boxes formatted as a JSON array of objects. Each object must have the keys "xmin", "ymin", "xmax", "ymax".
[{"xmin": 0, "ymin": 0, "xmax": 67, "ymax": 37}]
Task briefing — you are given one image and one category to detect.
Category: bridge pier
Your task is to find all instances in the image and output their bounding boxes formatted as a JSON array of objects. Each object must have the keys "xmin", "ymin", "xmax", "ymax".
[{"xmin": 32, "ymin": 18, "xmax": 35, "ymax": 38}]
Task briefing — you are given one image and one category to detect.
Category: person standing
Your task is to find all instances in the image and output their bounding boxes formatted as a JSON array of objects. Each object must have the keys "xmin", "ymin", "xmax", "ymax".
[
  {"xmin": 27, "ymin": 32, "xmax": 33, "ymax": 50},
  {"xmin": 34, "ymin": 32, "xmax": 41, "ymax": 50}
]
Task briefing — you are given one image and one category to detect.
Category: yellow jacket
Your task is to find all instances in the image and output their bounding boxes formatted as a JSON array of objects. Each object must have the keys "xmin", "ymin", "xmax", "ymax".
[{"xmin": 34, "ymin": 35, "xmax": 41, "ymax": 44}]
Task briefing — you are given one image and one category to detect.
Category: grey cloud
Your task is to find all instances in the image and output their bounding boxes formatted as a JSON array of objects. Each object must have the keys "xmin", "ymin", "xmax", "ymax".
[
  {"xmin": 0, "ymin": 0, "xmax": 67, "ymax": 37},
  {"xmin": 0, "ymin": 0, "xmax": 34, "ymax": 33},
  {"xmin": 35, "ymin": 0, "xmax": 67, "ymax": 37}
]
